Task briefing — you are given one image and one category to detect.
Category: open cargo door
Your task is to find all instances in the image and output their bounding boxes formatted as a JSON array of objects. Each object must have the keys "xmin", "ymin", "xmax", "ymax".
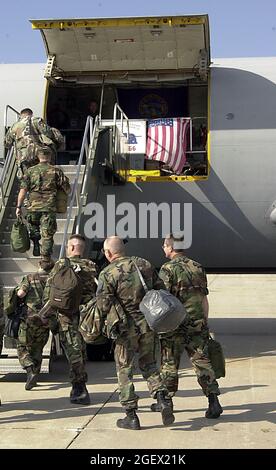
[{"xmin": 31, "ymin": 15, "xmax": 210, "ymax": 82}]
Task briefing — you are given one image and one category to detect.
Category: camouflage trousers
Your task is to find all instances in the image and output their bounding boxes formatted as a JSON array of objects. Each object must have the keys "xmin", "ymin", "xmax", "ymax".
[
  {"xmin": 26, "ymin": 211, "xmax": 57, "ymax": 256},
  {"xmin": 159, "ymin": 328, "xmax": 220, "ymax": 397},
  {"xmin": 17, "ymin": 320, "xmax": 49, "ymax": 374},
  {"xmin": 58, "ymin": 313, "xmax": 88, "ymax": 385},
  {"xmin": 114, "ymin": 325, "xmax": 168, "ymax": 410}
]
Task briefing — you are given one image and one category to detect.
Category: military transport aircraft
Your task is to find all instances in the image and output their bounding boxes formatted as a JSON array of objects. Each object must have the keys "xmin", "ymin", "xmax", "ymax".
[
  {"xmin": 1, "ymin": 13, "xmax": 276, "ymax": 273},
  {"xmin": 1, "ymin": 12, "xmax": 276, "ymax": 370}
]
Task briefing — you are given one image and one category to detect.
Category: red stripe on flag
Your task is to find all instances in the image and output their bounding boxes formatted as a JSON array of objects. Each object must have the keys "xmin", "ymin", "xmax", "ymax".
[{"xmin": 146, "ymin": 118, "xmax": 190, "ymax": 174}]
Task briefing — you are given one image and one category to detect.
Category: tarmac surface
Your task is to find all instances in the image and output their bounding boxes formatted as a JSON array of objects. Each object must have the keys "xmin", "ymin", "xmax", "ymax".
[{"xmin": 0, "ymin": 275, "xmax": 276, "ymax": 450}]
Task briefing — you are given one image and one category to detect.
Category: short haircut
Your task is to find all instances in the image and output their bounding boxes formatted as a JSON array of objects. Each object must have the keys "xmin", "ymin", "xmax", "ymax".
[
  {"xmin": 20, "ymin": 108, "xmax": 33, "ymax": 115},
  {"xmin": 165, "ymin": 232, "xmax": 185, "ymax": 252},
  {"xmin": 104, "ymin": 236, "xmax": 125, "ymax": 255},
  {"xmin": 37, "ymin": 147, "xmax": 51, "ymax": 158},
  {"xmin": 69, "ymin": 234, "xmax": 86, "ymax": 243}
]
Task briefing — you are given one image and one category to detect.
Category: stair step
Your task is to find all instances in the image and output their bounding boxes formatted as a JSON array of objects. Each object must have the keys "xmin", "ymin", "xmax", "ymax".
[
  {"xmin": 0, "ymin": 231, "xmax": 66, "ymax": 245},
  {"xmin": 0, "ymin": 244, "xmax": 61, "ymax": 259},
  {"xmin": 1, "ymin": 217, "xmax": 76, "ymax": 233},
  {"xmin": 2, "ymin": 201, "xmax": 80, "ymax": 219},
  {"xmin": 0, "ymin": 258, "xmax": 47, "ymax": 272},
  {"xmin": 0, "ymin": 337, "xmax": 52, "ymax": 374},
  {"xmin": 0, "ymin": 357, "xmax": 50, "ymax": 374},
  {"xmin": 59, "ymin": 165, "xmax": 85, "ymax": 172},
  {"xmin": 0, "ymin": 273, "xmax": 40, "ymax": 289},
  {"xmin": 2, "ymin": 171, "xmax": 84, "ymax": 202}
]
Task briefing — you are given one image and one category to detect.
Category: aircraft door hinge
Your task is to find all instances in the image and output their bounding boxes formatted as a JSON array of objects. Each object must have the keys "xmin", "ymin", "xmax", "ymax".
[
  {"xmin": 198, "ymin": 49, "xmax": 208, "ymax": 81},
  {"xmin": 44, "ymin": 55, "xmax": 56, "ymax": 79}
]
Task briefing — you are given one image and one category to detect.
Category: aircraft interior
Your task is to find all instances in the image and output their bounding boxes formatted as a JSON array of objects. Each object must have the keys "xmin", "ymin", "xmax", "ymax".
[{"xmin": 46, "ymin": 79, "xmax": 208, "ymax": 177}]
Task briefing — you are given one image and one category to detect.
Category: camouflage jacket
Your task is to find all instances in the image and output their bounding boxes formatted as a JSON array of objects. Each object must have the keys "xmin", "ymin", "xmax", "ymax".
[
  {"xmin": 44, "ymin": 256, "xmax": 98, "ymax": 307},
  {"xmin": 4, "ymin": 116, "xmax": 57, "ymax": 164},
  {"xmin": 96, "ymin": 256, "xmax": 165, "ymax": 335},
  {"xmin": 20, "ymin": 162, "xmax": 70, "ymax": 212},
  {"xmin": 159, "ymin": 254, "xmax": 208, "ymax": 330},
  {"xmin": 16, "ymin": 272, "xmax": 49, "ymax": 316},
  {"xmin": 0, "ymin": 277, "xmax": 4, "ymax": 327}
]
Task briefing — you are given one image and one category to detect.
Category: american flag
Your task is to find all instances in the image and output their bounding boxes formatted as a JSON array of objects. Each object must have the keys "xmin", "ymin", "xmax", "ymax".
[{"xmin": 146, "ymin": 118, "xmax": 190, "ymax": 174}]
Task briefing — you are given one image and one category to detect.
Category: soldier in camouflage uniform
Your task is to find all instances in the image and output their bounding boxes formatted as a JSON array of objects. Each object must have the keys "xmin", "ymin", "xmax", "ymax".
[
  {"xmin": 0, "ymin": 278, "xmax": 2, "ymax": 406},
  {"xmin": 16, "ymin": 148, "xmax": 70, "ymax": 269},
  {"xmin": 0, "ymin": 277, "xmax": 4, "ymax": 358},
  {"xmin": 4, "ymin": 108, "xmax": 60, "ymax": 179},
  {"xmin": 96, "ymin": 236, "xmax": 175, "ymax": 430},
  {"xmin": 43, "ymin": 234, "xmax": 98, "ymax": 405},
  {"xmin": 16, "ymin": 269, "xmax": 53, "ymax": 390},
  {"xmin": 154, "ymin": 233, "xmax": 223, "ymax": 419}
]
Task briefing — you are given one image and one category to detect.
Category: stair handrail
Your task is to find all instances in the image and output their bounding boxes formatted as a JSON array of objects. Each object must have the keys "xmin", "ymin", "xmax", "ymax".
[
  {"xmin": 0, "ymin": 146, "xmax": 16, "ymax": 226},
  {"xmin": 75, "ymin": 115, "xmax": 100, "ymax": 234},
  {"xmin": 59, "ymin": 115, "xmax": 95, "ymax": 259},
  {"xmin": 0, "ymin": 105, "xmax": 20, "ymax": 218},
  {"xmin": 112, "ymin": 103, "xmax": 129, "ymax": 178},
  {"xmin": 4, "ymin": 105, "xmax": 20, "ymax": 130},
  {"xmin": 3, "ymin": 105, "xmax": 20, "ymax": 161},
  {"xmin": 113, "ymin": 103, "xmax": 129, "ymax": 158}
]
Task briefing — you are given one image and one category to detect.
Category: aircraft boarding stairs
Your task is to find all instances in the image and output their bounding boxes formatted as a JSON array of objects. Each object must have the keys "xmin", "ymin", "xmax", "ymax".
[
  {"xmin": 0, "ymin": 104, "xmax": 128, "ymax": 374},
  {"xmin": 0, "ymin": 154, "xmax": 86, "ymax": 374}
]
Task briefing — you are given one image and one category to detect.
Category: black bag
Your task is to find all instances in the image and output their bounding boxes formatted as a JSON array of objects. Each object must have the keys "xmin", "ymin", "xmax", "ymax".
[
  {"xmin": 10, "ymin": 217, "xmax": 30, "ymax": 253},
  {"xmin": 133, "ymin": 260, "xmax": 187, "ymax": 334},
  {"xmin": 48, "ymin": 258, "xmax": 82, "ymax": 313},
  {"xmin": 4, "ymin": 288, "xmax": 27, "ymax": 339},
  {"xmin": 4, "ymin": 313, "xmax": 21, "ymax": 339},
  {"xmin": 208, "ymin": 336, "xmax": 226, "ymax": 379}
]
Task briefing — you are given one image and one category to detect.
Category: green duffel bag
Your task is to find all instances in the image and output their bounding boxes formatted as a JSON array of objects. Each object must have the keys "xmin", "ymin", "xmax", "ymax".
[
  {"xmin": 207, "ymin": 335, "xmax": 226, "ymax": 379},
  {"xmin": 79, "ymin": 297, "xmax": 105, "ymax": 344},
  {"xmin": 10, "ymin": 217, "xmax": 30, "ymax": 253}
]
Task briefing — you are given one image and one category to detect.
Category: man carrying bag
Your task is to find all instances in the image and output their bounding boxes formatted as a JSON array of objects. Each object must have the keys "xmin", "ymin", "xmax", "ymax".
[
  {"xmin": 96, "ymin": 236, "xmax": 175, "ymax": 431},
  {"xmin": 10, "ymin": 216, "xmax": 30, "ymax": 253},
  {"xmin": 156, "ymin": 232, "xmax": 224, "ymax": 419}
]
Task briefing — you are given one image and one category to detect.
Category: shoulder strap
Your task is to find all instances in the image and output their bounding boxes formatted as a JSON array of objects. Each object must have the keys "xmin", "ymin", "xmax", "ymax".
[{"xmin": 132, "ymin": 258, "xmax": 149, "ymax": 293}]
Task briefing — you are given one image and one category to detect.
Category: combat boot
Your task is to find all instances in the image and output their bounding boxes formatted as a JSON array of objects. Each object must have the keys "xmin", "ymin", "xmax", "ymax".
[
  {"xmin": 31, "ymin": 236, "xmax": 41, "ymax": 257},
  {"xmin": 70, "ymin": 383, "xmax": 80, "ymax": 403},
  {"xmin": 156, "ymin": 391, "xmax": 175, "ymax": 426},
  {"xmin": 25, "ymin": 366, "xmax": 37, "ymax": 391},
  {"xmin": 151, "ymin": 396, "xmax": 173, "ymax": 412},
  {"xmin": 38, "ymin": 256, "xmax": 55, "ymax": 273},
  {"xmin": 70, "ymin": 382, "xmax": 90, "ymax": 405},
  {"xmin": 205, "ymin": 393, "xmax": 223, "ymax": 419},
  {"xmin": 116, "ymin": 409, "xmax": 141, "ymax": 430}
]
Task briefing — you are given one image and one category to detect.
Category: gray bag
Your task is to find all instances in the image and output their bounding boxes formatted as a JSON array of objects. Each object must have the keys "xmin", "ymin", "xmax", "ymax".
[{"xmin": 133, "ymin": 260, "xmax": 187, "ymax": 334}]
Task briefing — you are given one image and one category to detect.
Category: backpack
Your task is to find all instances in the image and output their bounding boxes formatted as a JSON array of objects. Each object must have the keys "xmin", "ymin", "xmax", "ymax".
[
  {"xmin": 10, "ymin": 217, "xmax": 30, "ymax": 253},
  {"xmin": 56, "ymin": 171, "xmax": 70, "ymax": 213},
  {"xmin": 51, "ymin": 127, "xmax": 65, "ymax": 150},
  {"xmin": 48, "ymin": 258, "xmax": 82, "ymax": 313},
  {"xmin": 133, "ymin": 260, "xmax": 187, "ymax": 334},
  {"xmin": 78, "ymin": 297, "xmax": 105, "ymax": 343}
]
